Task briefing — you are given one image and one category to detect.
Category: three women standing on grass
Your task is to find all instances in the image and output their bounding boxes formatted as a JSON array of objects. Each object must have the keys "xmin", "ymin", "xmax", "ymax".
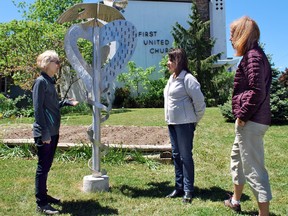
[{"xmin": 164, "ymin": 48, "xmax": 206, "ymax": 203}]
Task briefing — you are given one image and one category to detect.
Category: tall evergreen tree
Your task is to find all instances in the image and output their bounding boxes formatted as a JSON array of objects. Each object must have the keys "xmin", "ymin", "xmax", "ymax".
[
  {"xmin": 270, "ymin": 66, "xmax": 288, "ymax": 123},
  {"xmin": 171, "ymin": 0, "xmax": 226, "ymax": 106}
]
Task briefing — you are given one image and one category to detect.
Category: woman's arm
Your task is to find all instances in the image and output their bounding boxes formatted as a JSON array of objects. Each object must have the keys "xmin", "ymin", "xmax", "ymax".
[
  {"xmin": 184, "ymin": 74, "xmax": 206, "ymax": 122},
  {"xmin": 33, "ymin": 79, "xmax": 51, "ymax": 142}
]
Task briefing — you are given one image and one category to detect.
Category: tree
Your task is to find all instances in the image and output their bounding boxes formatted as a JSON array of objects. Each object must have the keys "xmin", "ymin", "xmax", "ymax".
[
  {"xmin": 12, "ymin": 0, "xmax": 83, "ymax": 23},
  {"xmin": 117, "ymin": 61, "xmax": 156, "ymax": 97},
  {"xmin": 0, "ymin": 20, "xmax": 67, "ymax": 90},
  {"xmin": 279, "ymin": 68, "xmax": 288, "ymax": 88},
  {"xmin": 1, "ymin": 0, "xmax": 87, "ymax": 92},
  {"xmin": 270, "ymin": 66, "xmax": 288, "ymax": 123},
  {"xmin": 171, "ymin": 0, "xmax": 227, "ymax": 106}
]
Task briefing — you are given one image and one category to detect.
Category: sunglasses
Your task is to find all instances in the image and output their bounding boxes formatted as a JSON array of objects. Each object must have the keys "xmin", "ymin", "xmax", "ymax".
[{"xmin": 51, "ymin": 60, "xmax": 60, "ymax": 65}]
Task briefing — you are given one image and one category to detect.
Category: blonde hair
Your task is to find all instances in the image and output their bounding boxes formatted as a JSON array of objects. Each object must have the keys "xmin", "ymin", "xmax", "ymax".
[
  {"xmin": 36, "ymin": 50, "xmax": 59, "ymax": 71},
  {"xmin": 230, "ymin": 16, "xmax": 260, "ymax": 56}
]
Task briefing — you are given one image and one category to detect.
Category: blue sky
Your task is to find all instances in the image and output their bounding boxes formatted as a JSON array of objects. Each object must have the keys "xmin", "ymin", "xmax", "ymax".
[{"xmin": 0, "ymin": 0, "xmax": 287, "ymax": 71}]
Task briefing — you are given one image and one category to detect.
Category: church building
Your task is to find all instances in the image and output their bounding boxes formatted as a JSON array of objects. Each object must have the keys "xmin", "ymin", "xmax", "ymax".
[{"xmin": 122, "ymin": 0, "xmax": 237, "ymax": 70}]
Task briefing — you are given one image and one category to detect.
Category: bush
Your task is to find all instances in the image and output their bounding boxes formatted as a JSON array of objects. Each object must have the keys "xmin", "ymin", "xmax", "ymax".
[
  {"xmin": 0, "ymin": 93, "xmax": 34, "ymax": 118},
  {"xmin": 60, "ymin": 101, "xmax": 91, "ymax": 115},
  {"xmin": 218, "ymin": 91, "xmax": 234, "ymax": 122},
  {"xmin": 115, "ymin": 61, "xmax": 167, "ymax": 108},
  {"xmin": 134, "ymin": 79, "xmax": 166, "ymax": 108},
  {"xmin": 113, "ymin": 87, "xmax": 134, "ymax": 108},
  {"xmin": 212, "ymin": 71, "xmax": 235, "ymax": 105},
  {"xmin": 270, "ymin": 68, "xmax": 288, "ymax": 123}
]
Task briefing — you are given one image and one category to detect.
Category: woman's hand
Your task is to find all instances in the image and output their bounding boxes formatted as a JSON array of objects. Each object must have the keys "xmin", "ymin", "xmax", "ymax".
[
  {"xmin": 67, "ymin": 98, "xmax": 79, "ymax": 106},
  {"xmin": 237, "ymin": 118, "xmax": 246, "ymax": 127},
  {"xmin": 43, "ymin": 139, "xmax": 51, "ymax": 144}
]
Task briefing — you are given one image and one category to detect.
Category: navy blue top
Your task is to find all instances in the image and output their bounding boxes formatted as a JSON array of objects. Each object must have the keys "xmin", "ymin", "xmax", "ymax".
[{"xmin": 32, "ymin": 72, "xmax": 70, "ymax": 140}]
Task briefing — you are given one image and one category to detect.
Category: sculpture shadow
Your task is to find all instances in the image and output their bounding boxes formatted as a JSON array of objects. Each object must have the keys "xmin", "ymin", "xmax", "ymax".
[
  {"xmin": 116, "ymin": 181, "xmax": 173, "ymax": 198},
  {"xmin": 60, "ymin": 199, "xmax": 118, "ymax": 216}
]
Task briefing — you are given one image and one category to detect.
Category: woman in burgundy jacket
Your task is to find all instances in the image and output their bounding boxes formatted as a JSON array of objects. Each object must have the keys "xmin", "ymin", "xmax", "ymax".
[{"xmin": 224, "ymin": 16, "xmax": 272, "ymax": 216}]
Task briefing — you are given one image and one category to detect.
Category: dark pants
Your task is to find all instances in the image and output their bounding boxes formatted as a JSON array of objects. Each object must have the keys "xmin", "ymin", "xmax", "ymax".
[
  {"xmin": 168, "ymin": 123, "xmax": 195, "ymax": 192},
  {"xmin": 34, "ymin": 135, "xmax": 59, "ymax": 206}
]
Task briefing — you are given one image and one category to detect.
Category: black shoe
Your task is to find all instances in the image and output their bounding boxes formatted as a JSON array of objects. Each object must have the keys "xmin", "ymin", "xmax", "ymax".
[
  {"xmin": 183, "ymin": 191, "xmax": 193, "ymax": 203},
  {"xmin": 47, "ymin": 195, "xmax": 61, "ymax": 204},
  {"xmin": 166, "ymin": 189, "xmax": 184, "ymax": 198},
  {"xmin": 36, "ymin": 204, "xmax": 59, "ymax": 215}
]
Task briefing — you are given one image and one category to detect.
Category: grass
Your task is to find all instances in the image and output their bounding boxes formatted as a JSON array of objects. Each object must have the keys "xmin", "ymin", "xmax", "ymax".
[
  {"xmin": 0, "ymin": 108, "xmax": 288, "ymax": 215},
  {"xmin": 0, "ymin": 108, "xmax": 165, "ymax": 126}
]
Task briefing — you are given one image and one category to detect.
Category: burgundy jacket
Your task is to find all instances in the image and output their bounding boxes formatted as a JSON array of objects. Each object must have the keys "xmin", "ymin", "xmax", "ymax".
[{"xmin": 232, "ymin": 43, "xmax": 272, "ymax": 125}]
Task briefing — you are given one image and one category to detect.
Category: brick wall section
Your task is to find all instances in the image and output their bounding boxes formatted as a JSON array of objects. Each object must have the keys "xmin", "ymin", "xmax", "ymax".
[
  {"xmin": 195, "ymin": 0, "xmax": 211, "ymax": 55},
  {"xmin": 195, "ymin": 0, "xmax": 210, "ymax": 22}
]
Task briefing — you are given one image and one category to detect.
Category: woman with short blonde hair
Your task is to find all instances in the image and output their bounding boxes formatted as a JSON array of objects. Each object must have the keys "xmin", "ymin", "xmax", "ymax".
[
  {"xmin": 33, "ymin": 50, "xmax": 78, "ymax": 214},
  {"xmin": 36, "ymin": 50, "xmax": 60, "ymax": 71}
]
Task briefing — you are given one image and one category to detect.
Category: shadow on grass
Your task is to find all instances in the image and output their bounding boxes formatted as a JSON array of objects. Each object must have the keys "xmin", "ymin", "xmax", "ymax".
[
  {"xmin": 60, "ymin": 199, "xmax": 118, "ymax": 216},
  {"xmin": 116, "ymin": 181, "xmax": 173, "ymax": 198},
  {"xmin": 117, "ymin": 181, "xmax": 251, "ymax": 202},
  {"xmin": 193, "ymin": 186, "xmax": 250, "ymax": 202},
  {"xmin": 239, "ymin": 210, "xmax": 280, "ymax": 216},
  {"xmin": 116, "ymin": 182, "xmax": 281, "ymax": 216}
]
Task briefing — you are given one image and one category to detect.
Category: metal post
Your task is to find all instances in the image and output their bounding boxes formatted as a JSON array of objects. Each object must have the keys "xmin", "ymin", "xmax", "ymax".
[{"xmin": 91, "ymin": 4, "xmax": 101, "ymax": 175}]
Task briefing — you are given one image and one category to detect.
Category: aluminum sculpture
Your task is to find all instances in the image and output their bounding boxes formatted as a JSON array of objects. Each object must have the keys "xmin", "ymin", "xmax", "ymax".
[{"xmin": 58, "ymin": 2, "xmax": 137, "ymax": 180}]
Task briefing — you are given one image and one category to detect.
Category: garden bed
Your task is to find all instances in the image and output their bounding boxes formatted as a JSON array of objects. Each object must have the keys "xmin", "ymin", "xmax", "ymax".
[{"xmin": 0, "ymin": 124, "xmax": 170, "ymax": 146}]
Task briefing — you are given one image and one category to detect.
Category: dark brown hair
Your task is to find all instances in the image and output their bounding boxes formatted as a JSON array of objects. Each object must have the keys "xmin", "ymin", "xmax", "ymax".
[{"xmin": 168, "ymin": 48, "xmax": 191, "ymax": 76}]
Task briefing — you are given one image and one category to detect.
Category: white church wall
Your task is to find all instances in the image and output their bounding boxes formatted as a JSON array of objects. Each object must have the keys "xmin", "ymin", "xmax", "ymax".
[
  {"xmin": 209, "ymin": 0, "xmax": 227, "ymax": 59},
  {"xmin": 122, "ymin": 1, "xmax": 192, "ymax": 73}
]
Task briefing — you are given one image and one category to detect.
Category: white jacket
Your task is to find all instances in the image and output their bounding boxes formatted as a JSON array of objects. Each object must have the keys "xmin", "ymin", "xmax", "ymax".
[{"xmin": 164, "ymin": 70, "xmax": 206, "ymax": 124}]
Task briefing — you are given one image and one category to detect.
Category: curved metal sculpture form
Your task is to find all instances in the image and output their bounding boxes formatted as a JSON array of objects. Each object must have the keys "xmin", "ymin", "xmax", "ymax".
[{"xmin": 58, "ymin": 3, "xmax": 137, "ymax": 177}]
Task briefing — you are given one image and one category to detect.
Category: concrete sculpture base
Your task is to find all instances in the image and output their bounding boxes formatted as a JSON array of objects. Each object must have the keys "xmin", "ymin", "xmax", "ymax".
[{"xmin": 83, "ymin": 175, "xmax": 109, "ymax": 192}]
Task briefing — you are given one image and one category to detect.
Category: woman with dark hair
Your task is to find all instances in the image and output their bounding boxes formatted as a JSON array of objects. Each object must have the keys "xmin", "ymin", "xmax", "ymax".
[
  {"xmin": 164, "ymin": 48, "xmax": 206, "ymax": 203},
  {"xmin": 224, "ymin": 16, "xmax": 272, "ymax": 216}
]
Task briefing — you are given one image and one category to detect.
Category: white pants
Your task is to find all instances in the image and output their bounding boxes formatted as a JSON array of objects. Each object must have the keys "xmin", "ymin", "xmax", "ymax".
[{"xmin": 230, "ymin": 120, "xmax": 272, "ymax": 202}]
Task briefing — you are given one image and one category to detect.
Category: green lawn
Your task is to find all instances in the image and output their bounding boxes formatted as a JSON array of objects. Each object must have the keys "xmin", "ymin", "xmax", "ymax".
[{"xmin": 0, "ymin": 108, "xmax": 287, "ymax": 215}]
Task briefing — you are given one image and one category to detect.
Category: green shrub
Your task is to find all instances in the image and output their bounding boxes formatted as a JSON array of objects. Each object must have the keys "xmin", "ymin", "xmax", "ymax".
[
  {"xmin": 218, "ymin": 91, "xmax": 234, "ymax": 122},
  {"xmin": 143, "ymin": 79, "xmax": 166, "ymax": 107},
  {"xmin": 0, "ymin": 94, "xmax": 33, "ymax": 118},
  {"xmin": 117, "ymin": 61, "xmax": 156, "ymax": 97},
  {"xmin": 61, "ymin": 101, "xmax": 91, "ymax": 115},
  {"xmin": 270, "ymin": 68, "xmax": 288, "ymax": 123},
  {"xmin": 113, "ymin": 87, "xmax": 133, "ymax": 108},
  {"xmin": 212, "ymin": 71, "xmax": 235, "ymax": 105},
  {"xmin": 115, "ymin": 61, "xmax": 167, "ymax": 108},
  {"xmin": 0, "ymin": 93, "xmax": 16, "ymax": 118}
]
